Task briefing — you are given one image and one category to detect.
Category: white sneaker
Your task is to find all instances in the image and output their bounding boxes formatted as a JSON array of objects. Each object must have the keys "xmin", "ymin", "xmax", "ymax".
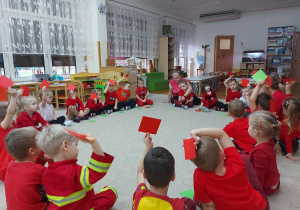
[
  {"xmin": 135, "ymin": 104, "xmax": 138, "ymax": 108},
  {"xmin": 119, "ymin": 107, "xmax": 125, "ymax": 111},
  {"xmin": 126, "ymin": 106, "xmax": 131, "ymax": 110},
  {"xmin": 64, "ymin": 120, "xmax": 72, "ymax": 127},
  {"xmin": 182, "ymin": 105, "xmax": 188, "ymax": 110}
]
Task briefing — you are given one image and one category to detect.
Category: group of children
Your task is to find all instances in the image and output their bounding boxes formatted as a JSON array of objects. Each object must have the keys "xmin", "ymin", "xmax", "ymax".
[{"xmin": 0, "ymin": 71, "xmax": 299, "ymax": 209}]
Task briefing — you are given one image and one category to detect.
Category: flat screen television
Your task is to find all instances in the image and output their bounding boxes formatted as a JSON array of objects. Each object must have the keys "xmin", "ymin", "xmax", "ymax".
[{"xmin": 242, "ymin": 50, "xmax": 265, "ymax": 62}]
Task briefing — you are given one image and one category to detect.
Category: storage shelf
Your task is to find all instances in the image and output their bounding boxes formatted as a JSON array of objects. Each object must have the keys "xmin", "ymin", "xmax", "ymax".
[
  {"xmin": 267, "ymin": 45, "xmax": 292, "ymax": 47},
  {"xmin": 242, "ymin": 62, "xmax": 265, "ymax": 64},
  {"xmin": 267, "ymin": 63, "xmax": 291, "ymax": 65},
  {"xmin": 268, "ymin": 35, "xmax": 293, "ymax": 38},
  {"xmin": 267, "ymin": 54, "xmax": 291, "ymax": 56}
]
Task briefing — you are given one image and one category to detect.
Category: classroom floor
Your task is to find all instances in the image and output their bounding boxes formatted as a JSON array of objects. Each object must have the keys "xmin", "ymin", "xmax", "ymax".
[{"xmin": 0, "ymin": 88, "xmax": 300, "ymax": 210}]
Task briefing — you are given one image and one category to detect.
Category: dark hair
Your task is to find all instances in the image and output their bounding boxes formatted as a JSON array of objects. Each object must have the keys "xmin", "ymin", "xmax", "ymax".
[
  {"xmin": 180, "ymin": 80, "xmax": 188, "ymax": 86},
  {"xmin": 228, "ymin": 99, "xmax": 245, "ymax": 117},
  {"xmin": 5, "ymin": 127, "xmax": 37, "ymax": 160},
  {"xmin": 0, "ymin": 102, "xmax": 8, "ymax": 121},
  {"xmin": 144, "ymin": 147, "xmax": 175, "ymax": 188},
  {"xmin": 67, "ymin": 87, "xmax": 78, "ymax": 95},
  {"xmin": 256, "ymin": 93, "xmax": 271, "ymax": 111},
  {"xmin": 229, "ymin": 79, "xmax": 237, "ymax": 85},
  {"xmin": 137, "ymin": 78, "xmax": 144, "ymax": 83},
  {"xmin": 270, "ymin": 72, "xmax": 280, "ymax": 90},
  {"xmin": 201, "ymin": 83, "xmax": 210, "ymax": 93},
  {"xmin": 282, "ymin": 97, "xmax": 300, "ymax": 133}
]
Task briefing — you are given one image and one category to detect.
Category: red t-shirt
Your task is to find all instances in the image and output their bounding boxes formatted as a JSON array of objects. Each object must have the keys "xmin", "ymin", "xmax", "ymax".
[
  {"xmin": 223, "ymin": 118, "xmax": 257, "ymax": 153},
  {"xmin": 273, "ymin": 90, "xmax": 292, "ymax": 121},
  {"xmin": 66, "ymin": 97, "xmax": 85, "ymax": 115},
  {"xmin": 135, "ymin": 87, "xmax": 148, "ymax": 99},
  {"xmin": 4, "ymin": 161, "xmax": 47, "ymax": 210},
  {"xmin": 201, "ymin": 90, "xmax": 217, "ymax": 103},
  {"xmin": 279, "ymin": 119, "xmax": 298, "ymax": 153},
  {"xmin": 84, "ymin": 98, "xmax": 104, "ymax": 111},
  {"xmin": 0, "ymin": 125, "xmax": 14, "ymax": 181},
  {"xmin": 132, "ymin": 183, "xmax": 190, "ymax": 210},
  {"xmin": 249, "ymin": 139, "xmax": 280, "ymax": 193},
  {"xmin": 179, "ymin": 89, "xmax": 194, "ymax": 103},
  {"xmin": 117, "ymin": 87, "xmax": 130, "ymax": 102},
  {"xmin": 104, "ymin": 91, "xmax": 117, "ymax": 106},
  {"xmin": 226, "ymin": 89, "xmax": 241, "ymax": 102},
  {"xmin": 194, "ymin": 147, "xmax": 266, "ymax": 210},
  {"xmin": 15, "ymin": 111, "xmax": 48, "ymax": 130}
]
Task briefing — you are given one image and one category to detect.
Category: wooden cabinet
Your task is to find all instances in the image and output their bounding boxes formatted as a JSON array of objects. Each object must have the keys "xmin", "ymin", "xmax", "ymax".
[
  {"xmin": 239, "ymin": 62, "xmax": 265, "ymax": 78},
  {"xmin": 158, "ymin": 37, "xmax": 174, "ymax": 80}
]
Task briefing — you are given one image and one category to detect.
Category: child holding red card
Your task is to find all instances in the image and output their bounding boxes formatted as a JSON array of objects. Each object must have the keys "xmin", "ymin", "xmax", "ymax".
[
  {"xmin": 116, "ymin": 76, "xmax": 137, "ymax": 110},
  {"xmin": 66, "ymin": 88, "xmax": 90, "ymax": 123},
  {"xmin": 0, "ymin": 87, "xmax": 23, "ymax": 181},
  {"xmin": 37, "ymin": 125, "xmax": 117, "ymax": 209},
  {"xmin": 39, "ymin": 86, "xmax": 67, "ymax": 126},
  {"xmin": 15, "ymin": 96, "xmax": 49, "ymax": 130},
  {"xmin": 4, "ymin": 127, "xmax": 48, "ymax": 210},
  {"xmin": 135, "ymin": 78, "xmax": 153, "ymax": 107},
  {"xmin": 133, "ymin": 133, "xmax": 196, "ymax": 209},
  {"xmin": 190, "ymin": 128, "xmax": 268, "ymax": 209},
  {"xmin": 103, "ymin": 81, "xmax": 118, "ymax": 114},
  {"xmin": 85, "ymin": 89, "xmax": 105, "ymax": 116},
  {"xmin": 200, "ymin": 84, "xmax": 218, "ymax": 109},
  {"xmin": 173, "ymin": 80, "xmax": 194, "ymax": 110}
]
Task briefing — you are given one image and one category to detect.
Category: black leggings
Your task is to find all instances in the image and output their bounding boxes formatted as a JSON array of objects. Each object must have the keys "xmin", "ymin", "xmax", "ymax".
[
  {"xmin": 89, "ymin": 108, "xmax": 105, "ymax": 115},
  {"xmin": 171, "ymin": 95, "xmax": 201, "ymax": 105},
  {"xmin": 48, "ymin": 116, "xmax": 65, "ymax": 125},
  {"xmin": 278, "ymin": 138, "xmax": 299, "ymax": 155},
  {"xmin": 215, "ymin": 101, "xmax": 228, "ymax": 111},
  {"xmin": 117, "ymin": 100, "xmax": 137, "ymax": 110}
]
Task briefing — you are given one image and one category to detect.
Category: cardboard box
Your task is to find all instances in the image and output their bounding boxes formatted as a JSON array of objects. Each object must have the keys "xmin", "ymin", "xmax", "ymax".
[
  {"xmin": 259, "ymin": 64, "xmax": 265, "ymax": 69},
  {"xmin": 247, "ymin": 64, "xmax": 254, "ymax": 69},
  {"xmin": 254, "ymin": 64, "xmax": 260, "ymax": 68},
  {"xmin": 240, "ymin": 63, "xmax": 247, "ymax": 69}
]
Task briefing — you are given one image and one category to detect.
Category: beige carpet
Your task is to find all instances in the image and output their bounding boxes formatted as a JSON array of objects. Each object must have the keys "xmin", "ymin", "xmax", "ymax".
[{"xmin": 0, "ymin": 94, "xmax": 299, "ymax": 209}]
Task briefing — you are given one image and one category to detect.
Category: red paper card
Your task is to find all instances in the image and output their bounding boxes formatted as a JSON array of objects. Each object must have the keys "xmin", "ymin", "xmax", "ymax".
[
  {"xmin": 67, "ymin": 84, "xmax": 76, "ymax": 91},
  {"xmin": 227, "ymin": 72, "xmax": 234, "ymax": 76},
  {"xmin": 20, "ymin": 86, "xmax": 30, "ymax": 96},
  {"xmin": 195, "ymin": 109, "xmax": 201, "ymax": 112},
  {"xmin": 138, "ymin": 116, "xmax": 161, "ymax": 135},
  {"xmin": 109, "ymin": 80, "xmax": 115, "ymax": 85},
  {"xmin": 0, "ymin": 76, "xmax": 14, "ymax": 90},
  {"xmin": 90, "ymin": 93, "xmax": 97, "ymax": 100},
  {"xmin": 241, "ymin": 79, "xmax": 249, "ymax": 87},
  {"xmin": 64, "ymin": 129, "xmax": 88, "ymax": 140},
  {"xmin": 252, "ymin": 70, "xmax": 258, "ymax": 75},
  {"xmin": 120, "ymin": 72, "xmax": 124, "ymax": 76},
  {"xmin": 183, "ymin": 137, "xmax": 196, "ymax": 160},
  {"xmin": 266, "ymin": 76, "xmax": 271, "ymax": 87},
  {"xmin": 145, "ymin": 106, "xmax": 151, "ymax": 108},
  {"xmin": 282, "ymin": 78, "xmax": 296, "ymax": 84},
  {"xmin": 0, "ymin": 87, "xmax": 8, "ymax": 101},
  {"xmin": 125, "ymin": 73, "xmax": 129, "ymax": 78},
  {"xmin": 41, "ymin": 80, "xmax": 50, "ymax": 89},
  {"xmin": 270, "ymin": 98, "xmax": 275, "ymax": 113}
]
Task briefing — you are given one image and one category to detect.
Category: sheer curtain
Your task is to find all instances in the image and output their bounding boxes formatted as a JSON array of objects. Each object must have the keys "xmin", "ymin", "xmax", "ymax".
[
  {"xmin": 106, "ymin": 1, "xmax": 159, "ymax": 59},
  {"xmin": 0, "ymin": 0, "xmax": 91, "ymax": 56},
  {"xmin": 163, "ymin": 17, "xmax": 196, "ymax": 60}
]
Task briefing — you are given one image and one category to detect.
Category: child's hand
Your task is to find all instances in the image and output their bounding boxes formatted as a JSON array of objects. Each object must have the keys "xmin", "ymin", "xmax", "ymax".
[
  {"xmin": 94, "ymin": 98, "xmax": 97, "ymax": 103},
  {"xmin": 8, "ymin": 87, "xmax": 18, "ymax": 97},
  {"xmin": 114, "ymin": 105, "xmax": 118, "ymax": 110},
  {"xmin": 286, "ymin": 153, "xmax": 299, "ymax": 161},
  {"xmin": 79, "ymin": 110, "xmax": 84, "ymax": 117},
  {"xmin": 190, "ymin": 129, "xmax": 201, "ymax": 149},
  {"xmin": 211, "ymin": 97, "xmax": 214, "ymax": 100},
  {"xmin": 78, "ymin": 133, "xmax": 97, "ymax": 144},
  {"xmin": 257, "ymin": 80, "xmax": 265, "ymax": 87},
  {"xmin": 285, "ymin": 82, "xmax": 292, "ymax": 89},
  {"xmin": 143, "ymin": 132, "xmax": 153, "ymax": 149},
  {"xmin": 42, "ymin": 86, "xmax": 47, "ymax": 91},
  {"xmin": 223, "ymin": 101, "xmax": 227, "ymax": 105}
]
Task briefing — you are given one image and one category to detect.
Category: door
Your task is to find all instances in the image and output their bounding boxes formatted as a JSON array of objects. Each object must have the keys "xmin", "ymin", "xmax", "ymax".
[
  {"xmin": 214, "ymin": 36, "xmax": 234, "ymax": 72},
  {"xmin": 292, "ymin": 32, "xmax": 300, "ymax": 83}
]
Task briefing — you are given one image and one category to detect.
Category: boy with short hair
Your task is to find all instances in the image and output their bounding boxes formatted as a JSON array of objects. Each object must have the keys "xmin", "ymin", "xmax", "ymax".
[
  {"xmin": 103, "ymin": 81, "xmax": 118, "ymax": 114},
  {"xmin": 133, "ymin": 133, "xmax": 196, "ymax": 210},
  {"xmin": 4, "ymin": 127, "xmax": 48, "ymax": 210},
  {"xmin": 223, "ymin": 99, "xmax": 257, "ymax": 153},
  {"xmin": 36, "ymin": 125, "xmax": 117, "ymax": 210},
  {"xmin": 135, "ymin": 78, "xmax": 153, "ymax": 107},
  {"xmin": 248, "ymin": 80, "xmax": 273, "ymax": 112},
  {"xmin": 116, "ymin": 76, "xmax": 137, "ymax": 110},
  {"xmin": 190, "ymin": 128, "xmax": 267, "ymax": 210}
]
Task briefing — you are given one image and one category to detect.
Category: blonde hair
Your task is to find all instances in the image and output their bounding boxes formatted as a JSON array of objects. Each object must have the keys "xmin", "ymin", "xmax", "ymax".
[
  {"xmin": 249, "ymin": 111, "xmax": 281, "ymax": 154},
  {"xmin": 36, "ymin": 125, "xmax": 77, "ymax": 158},
  {"xmin": 282, "ymin": 97, "xmax": 300, "ymax": 133},
  {"xmin": 0, "ymin": 102, "xmax": 8, "ymax": 121},
  {"xmin": 228, "ymin": 99, "xmax": 245, "ymax": 117},
  {"xmin": 38, "ymin": 89, "xmax": 53, "ymax": 100},
  {"xmin": 16, "ymin": 96, "xmax": 37, "ymax": 117},
  {"xmin": 191, "ymin": 136, "xmax": 221, "ymax": 172},
  {"xmin": 5, "ymin": 127, "xmax": 37, "ymax": 160}
]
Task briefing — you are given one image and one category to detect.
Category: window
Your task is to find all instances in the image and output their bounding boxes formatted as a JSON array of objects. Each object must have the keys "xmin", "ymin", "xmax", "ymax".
[
  {"xmin": 51, "ymin": 55, "xmax": 76, "ymax": 75},
  {"xmin": 13, "ymin": 54, "xmax": 45, "ymax": 78},
  {"xmin": 0, "ymin": 53, "xmax": 4, "ymax": 76}
]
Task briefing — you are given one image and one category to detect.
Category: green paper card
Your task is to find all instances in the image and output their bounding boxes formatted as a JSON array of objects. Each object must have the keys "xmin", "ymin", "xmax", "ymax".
[
  {"xmin": 180, "ymin": 189, "xmax": 194, "ymax": 200},
  {"xmin": 170, "ymin": 108, "xmax": 176, "ymax": 110},
  {"xmin": 119, "ymin": 111, "xmax": 125, "ymax": 113},
  {"xmin": 88, "ymin": 120, "xmax": 96, "ymax": 123},
  {"xmin": 218, "ymin": 113, "xmax": 227, "ymax": 116},
  {"xmin": 100, "ymin": 114, "xmax": 108, "ymax": 117},
  {"xmin": 252, "ymin": 69, "xmax": 267, "ymax": 83},
  {"xmin": 149, "ymin": 105, "xmax": 154, "ymax": 107},
  {"xmin": 136, "ymin": 108, "xmax": 143, "ymax": 110}
]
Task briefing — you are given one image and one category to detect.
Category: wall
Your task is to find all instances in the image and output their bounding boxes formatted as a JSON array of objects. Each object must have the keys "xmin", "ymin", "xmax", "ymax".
[{"xmin": 193, "ymin": 6, "xmax": 300, "ymax": 76}]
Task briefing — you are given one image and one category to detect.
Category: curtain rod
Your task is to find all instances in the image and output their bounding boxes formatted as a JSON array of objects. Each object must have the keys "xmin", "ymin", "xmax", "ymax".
[
  {"xmin": 163, "ymin": 16, "xmax": 196, "ymax": 26},
  {"xmin": 109, "ymin": 0, "xmax": 159, "ymax": 16}
]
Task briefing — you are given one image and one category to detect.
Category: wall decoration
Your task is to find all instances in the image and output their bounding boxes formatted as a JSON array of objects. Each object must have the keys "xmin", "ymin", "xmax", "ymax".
[{"xmin": 98, "ymin": 4, "xmax": 106, "ymax": 16}]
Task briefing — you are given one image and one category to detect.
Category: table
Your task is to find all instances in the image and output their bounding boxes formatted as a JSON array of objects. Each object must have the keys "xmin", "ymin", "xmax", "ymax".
[
  {"xmin": 186, "ymin": 75, "xmax": 220, "ymax": 96},
  {"xmin": 48, "ymin": 83, "xmax": 66, "ymax": 110}
]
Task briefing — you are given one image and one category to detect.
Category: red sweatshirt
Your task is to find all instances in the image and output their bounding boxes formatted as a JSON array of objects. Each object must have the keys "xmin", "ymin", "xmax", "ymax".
[
  {"xmin": 66, "ymin": 97, "xmax": 85, "ymax": 115},
  {"xmin": 273, "ymin": 90, "xmax": 292, "ymax": 121},
  {"xmin": 85, "ymin": 98, "xmax": 104, "ymax": 111},
  {"xmin": 226, "ymin": 89, "xmax": 241, "ymax": 102},
  {"xmin": 15, "ymin": 112, "xmax": 48, "ymax": 130},
  {"xmin": 279, "ymin": 119, "xmax": 298, "ymax": 153},
  {"xmin": 201, "ymin": 90, "xmax": 217, "ymax": 103}
]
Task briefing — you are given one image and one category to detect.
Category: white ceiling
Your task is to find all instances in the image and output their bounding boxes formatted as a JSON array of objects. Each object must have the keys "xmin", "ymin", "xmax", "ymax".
[{"xmin": 139, "ymin": 0, "xmax": 300, "ymax": 20}]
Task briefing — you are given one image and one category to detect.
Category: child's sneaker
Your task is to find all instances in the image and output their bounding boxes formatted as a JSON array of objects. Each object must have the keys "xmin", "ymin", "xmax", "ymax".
[
  {"xmin": 201, "ymin": 106, "xmax": 210, "ymax": 112},
  {"xmin": 135, "ymin": 104, "xmax": 138, "ymax": 108},
  {"xmin": 73, "ymin": 117, "xmax": 80, "ymax": 123},
  {"xmin": 221, "ymin": 108, "xmax": 225, "ymax": 112},
  {"xmin": 213, "ymin": 106, "xmax": 217, "ymax": 110},
  {"xmin": 89, "ymin": 113, "xmax": 96, "ymax": 117},
  {"xmin": 106, "ymin": 110, "xmax": 111, "ymax": 114},
  {"xmin": 173, "ymin": 104, "xmax": 176, "ymax": 107},
  {"xmin": 182, "ymin": 105, "xmax": 188, "ymax": 110},
  {"xmin": 83, "ymin": 115, "xmax": 89, "ymax": 120},
  {"xmin": 126, "ymin": 106, "xmax": 131, "ymax": 110},
  {"xmin": 64, "ymin": 120, "xmax": 72, "ymax": 127},
  {"xmin": 216, "ymin": 107, "xmax": 221, "ymax": 111},
  {"xmin": 119, "ymin": 107, "xmax": 125, "ymax": 111}
]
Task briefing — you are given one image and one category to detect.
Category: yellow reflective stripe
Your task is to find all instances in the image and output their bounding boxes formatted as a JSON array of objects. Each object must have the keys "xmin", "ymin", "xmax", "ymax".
[
  {"xmin": 98, "ymin": 186, "xmax": 118, "ymax": 202},
  {"xmin": 90, "ymin": 208, "xmax": 94, "ymax": 210},
  {"xmin": 80, "ymin": 166, "xmax": 91, "ymax": 188},
  {"xmin": 47, "ymin": 185, "xmax": 93, "ymax": 207},
  {"xmin": 88, "ymin": 158, "xmax": 111, "ymax": 173}
]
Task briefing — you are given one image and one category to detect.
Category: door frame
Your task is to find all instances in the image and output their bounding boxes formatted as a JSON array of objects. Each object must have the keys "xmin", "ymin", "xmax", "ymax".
[
  {"xmin": 214, "ymin": 35, "xmax": 234, "ymax": 72},
  {"xmin": 292, "ymin": 32, "xmax": 300, "ymax": 83}
]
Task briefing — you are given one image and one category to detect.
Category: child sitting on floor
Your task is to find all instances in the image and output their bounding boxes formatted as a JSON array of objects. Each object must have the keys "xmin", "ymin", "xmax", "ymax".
[
  {"xmin": 36, "ymin": 125, "xmax": 117, "ymax": 209},
  {"xmin": 15, "ymin": 96, "xmax": 49, "ymax": 130},
  {"xmin": 173, "ymin": 80, "xmax": 194, "ymax": 110},
  {"xmin": 223, "ymin": 99, "xmax": 257, "ymax": 154},
  {"xmin": 5, "ymin": 127, "xmax": 48, "ymax": 210},
  {"xmin": 66, "ymin": 88, "xmax": 90, "ymax": 123},
  {"xmin": 279, "ymin": 97, "xmax": 300, "ymax": 161},
  {"xmin": 39, "ymin": 86, "xmax": 68, "ymax": 126},
  {"xmin": 0, "ymin": 88, "xmax": 23, "ymax": 182},
  {"xmin": 248, "ymin": 80, "xmax": 273, "ymax": 112},
  {"xmin": 190, "ymin": 128, "xmax": 267, "ymax": 210},
  {"xmin": 85, "ymin": 89, "xmax": 105, "ymax": 117},
  {"xmin": 248, "ymin": 111, "xmax": 281, "ymax": 195},
  {"xmin": 133, "ymin": 132, "xmax": 196, "ymax": 209},
  {"xmin": 216, "ymin": 76, "xmax": 240, "ymax": 112},
  {"xmin": 200, "ymin": 84, "xmax": 218, "ymax": 109},
  {"xmin": 135, "ymin": 78, "xmax": 153, "ymax": 107},
  {"xmin": 103, "ymin": 81, "xmax": 118, "ymax": 114},
  {"xmin": 116, "ymin": 76, "xmax": 137, "ymax": 110}
]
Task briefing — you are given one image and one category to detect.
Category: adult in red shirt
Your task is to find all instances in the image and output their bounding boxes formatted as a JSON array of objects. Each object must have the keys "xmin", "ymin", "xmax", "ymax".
[
  {"xmin": 200, "ymin": 84, "xmax": 218, "ymax": 108},
  {"xmin": 85, "ymin": 90, "xmax": 104, "ymax": 116},
  {"xmin": 135, "ymin": 78, "xmax": 153, "ymax": 107}
]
